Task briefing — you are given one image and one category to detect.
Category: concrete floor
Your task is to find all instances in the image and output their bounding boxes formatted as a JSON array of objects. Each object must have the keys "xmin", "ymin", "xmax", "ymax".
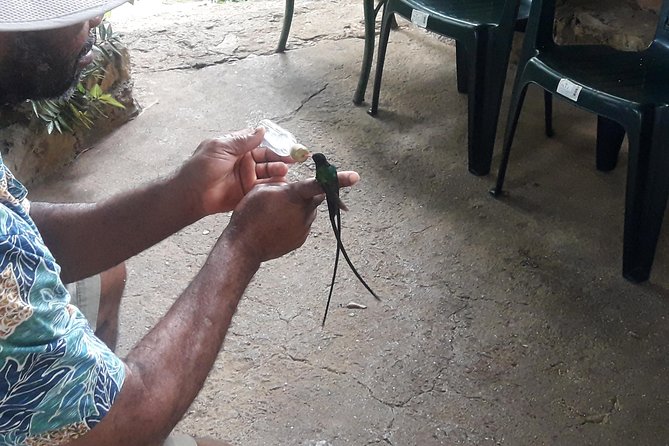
[{"xmin": 32, "ymin": 0, "xmax": 669, "ymax": 445}]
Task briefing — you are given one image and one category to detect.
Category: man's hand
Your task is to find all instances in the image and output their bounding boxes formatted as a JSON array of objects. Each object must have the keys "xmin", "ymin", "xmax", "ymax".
[
  {"xmin": 222, "ymin": 171, "xmax": 361, "ymax": 263},
  {"xmin": 178, "ymin": 127, "xmax": 295, "ymax": 217}
]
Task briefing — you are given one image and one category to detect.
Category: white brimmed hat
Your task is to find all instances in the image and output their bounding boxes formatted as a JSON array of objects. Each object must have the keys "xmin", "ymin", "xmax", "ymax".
[{"xmin": 0, "ymin": 0, "xmax": 130, "ymax": 32}]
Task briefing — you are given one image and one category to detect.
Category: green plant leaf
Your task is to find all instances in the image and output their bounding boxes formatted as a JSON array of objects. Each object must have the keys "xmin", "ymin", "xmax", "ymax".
[
  {"xmin": 98, "ymin": 94, "xmax": 126, "ymax": 109},
  {"xmin": 89, "ymin": 84, "xmax": 103, "ymax": 99},
  {"xmin": 29, "ymin": 18, "xmax": 127, "ymax": 135}
]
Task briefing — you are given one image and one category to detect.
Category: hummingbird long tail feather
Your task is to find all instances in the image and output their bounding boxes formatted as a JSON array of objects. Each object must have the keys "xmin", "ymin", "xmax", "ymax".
[
  {"xmin": 313, "ymin": 152, "xmax": 379, "ymax": 324},
  {"xmin": 326, "ymin": 205, "xmax": 380, "ymax": 301},
  {"xmin": 322, "ymin": 217, "xmax": 341, "ymax": 326}
]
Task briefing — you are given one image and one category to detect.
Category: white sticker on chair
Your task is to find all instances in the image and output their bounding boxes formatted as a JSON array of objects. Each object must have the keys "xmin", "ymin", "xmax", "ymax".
[
  {"xmin": 411, "ymin": 10, "xmax": 429, "ymax": 28},
  {"xmin": 556, "ymin": 78, "xmax": 582, "ymax": 101}
]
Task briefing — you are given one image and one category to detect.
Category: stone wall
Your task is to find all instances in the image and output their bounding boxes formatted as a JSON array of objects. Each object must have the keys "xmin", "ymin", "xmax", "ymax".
[{"xmin": 556, "ymin": 0, "xmax": 659, "ymax": 50}]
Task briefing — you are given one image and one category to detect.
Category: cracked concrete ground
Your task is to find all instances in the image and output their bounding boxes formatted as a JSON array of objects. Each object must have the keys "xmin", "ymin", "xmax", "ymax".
[{"xmin": 32, "ymin": 0, "xmax": 669, "ymax": 445}]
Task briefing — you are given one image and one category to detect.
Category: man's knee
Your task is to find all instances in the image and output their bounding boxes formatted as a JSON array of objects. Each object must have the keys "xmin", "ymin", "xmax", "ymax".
[
  {"xmin": 95, "ymin": 262, "xmax": 127, "ymax": 350},
  {"xmin": 100, "ymin": 262, "xmax": 127, "ymax": 307}
]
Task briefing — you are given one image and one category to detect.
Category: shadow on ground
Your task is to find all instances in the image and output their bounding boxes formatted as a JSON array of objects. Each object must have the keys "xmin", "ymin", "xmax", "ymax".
[{"xmin": 32, "ymin": 1, "xmax": 669, "ymax": 445}]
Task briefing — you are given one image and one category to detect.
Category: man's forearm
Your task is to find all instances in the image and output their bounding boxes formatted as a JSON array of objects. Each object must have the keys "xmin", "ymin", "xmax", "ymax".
[
  {"xmin": 71, "ymin": 234, "xmax": 260, "ymax": 446},
  {"xmin": 31, "ymin": 174, "xmax": 201, "ymax": 283}
]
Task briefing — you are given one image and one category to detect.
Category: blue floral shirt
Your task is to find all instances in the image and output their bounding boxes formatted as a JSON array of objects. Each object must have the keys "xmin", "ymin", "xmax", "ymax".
[{"xmin": 0, "ymin": 158, "xmax": 125, "ymax": 445}]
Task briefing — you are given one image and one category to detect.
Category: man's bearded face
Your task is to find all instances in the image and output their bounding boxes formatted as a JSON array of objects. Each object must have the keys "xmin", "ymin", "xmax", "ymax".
[{"xmin": 0, "ymin": 21, "xmax": 96, "ymax": 104}]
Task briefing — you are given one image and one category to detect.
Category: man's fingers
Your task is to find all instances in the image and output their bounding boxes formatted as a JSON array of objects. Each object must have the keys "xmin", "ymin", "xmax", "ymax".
[
  {"xmin": 310, "ymin": 195, "xmax": 325, "ymax": 210},
  {"xmin": 306, "ymin": 204, "xmax": 319, "ymax": 226},
  {"xmin": 293, "ymin": 171, "xmax": 361, "ymax": 200},
  {"xmin": 255, "ymin": 176, "xmax": 288, "ymax": 185},
  {"xmin": 256, "ymin": 161, "xmax": 289, "ymax": 180},
  {"xmin": 337, "ymin": 171, "xmax": 361, "ymax": 188},
  {"xmin": 251, "ymin": 147, "xmax": 295, "ymax": 164},
  {"xmin": 216, "ymin": 127, "xmax": 265, "ymax": 156}
]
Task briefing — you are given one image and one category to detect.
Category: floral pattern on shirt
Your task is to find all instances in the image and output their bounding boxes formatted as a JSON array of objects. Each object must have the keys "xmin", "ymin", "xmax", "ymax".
[{"xmin": 0, "ymin": 158, "xmax": 125, "ymax": 445}]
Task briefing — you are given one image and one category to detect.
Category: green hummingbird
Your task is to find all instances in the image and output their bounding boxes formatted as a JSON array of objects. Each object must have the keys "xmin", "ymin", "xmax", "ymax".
[{"xmin": 312, "ymin": 153, "xmax": 380, "ymax": 326}]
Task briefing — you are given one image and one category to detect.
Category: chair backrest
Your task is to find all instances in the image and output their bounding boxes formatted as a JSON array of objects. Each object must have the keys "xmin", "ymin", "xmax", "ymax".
[
  {"xmin": 493, "ymin": 0, "xmax": 532, "ymax": 54},
  {"xmin": 499, "ymin": 0, "xmax": 523, "ymax": 29},
  {"xmin": 521, "ymin": 0, "xmax": 556, "ymax": 53},
  {"xmin": 514, "ymin": 0, "xmax": 534, "ymax": 32},
  {"xmin": 518, "ymin": 0, "xmax": 532, "ymax": 22},
  {"xmin": 652, "ymin": 0, "xmax": 669, "ymax": 46},
  {"xmin": 485, "ymin": 0, "xmax": 524, "ymax": 55}
]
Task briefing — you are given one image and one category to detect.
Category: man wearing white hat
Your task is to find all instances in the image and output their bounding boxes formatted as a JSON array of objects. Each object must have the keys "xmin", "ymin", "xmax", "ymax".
[{"xmin": 0, "ymin": 1, "xmax": 360, "ymax": 445}]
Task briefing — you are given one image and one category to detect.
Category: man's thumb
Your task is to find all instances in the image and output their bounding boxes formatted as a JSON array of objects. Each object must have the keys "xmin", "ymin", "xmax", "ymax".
[{"xmin": 228, "ymin": 127, "xmax": 265, "ymax": 155}]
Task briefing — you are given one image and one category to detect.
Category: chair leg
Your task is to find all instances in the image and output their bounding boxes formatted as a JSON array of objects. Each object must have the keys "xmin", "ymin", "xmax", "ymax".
[
  {"xmin": 456, "ymin": 40, "xmax": 468, "ymax": 94},
  {"xmin": 353, "ymin": 0, "xmax": 378, "ymax": 104},
  {"xmin": 464, "ymin": 36, "xmax": 490, "ymax": 175},
  {"xmin": 622, "ymin": 110, "xmax": 669, "ymax": 282},
  {"xmin": 277, "ymin": 0, "xmax": 295, "ymax": 53},
  {"xmin": 466, "ymin": 33, "xmax": 512, "ymax": 176},
  {"xmin": 491, "ymin": 84, "xmax": 531, "ymax": 196},
  {"xmin": 544, "ymin": 91, "xmax": 554, "ymax": 137},
  {"xmin": 368, "ymin": 6, "xmax": 394, "ymax": 116},
  {"xmin": 596, "ymin": 116, "xmax": 626, "ymax": 172}
]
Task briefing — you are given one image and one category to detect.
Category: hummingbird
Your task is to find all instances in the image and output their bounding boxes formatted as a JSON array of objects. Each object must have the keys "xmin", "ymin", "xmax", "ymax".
[{"xmin": 312, "ymin": 153, "xmax": 380, "ymax": 326}]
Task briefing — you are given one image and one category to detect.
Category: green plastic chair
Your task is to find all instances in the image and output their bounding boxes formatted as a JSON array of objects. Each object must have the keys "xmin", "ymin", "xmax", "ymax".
[
  {"xmin": 368, "ymin": 0, "xmax": 532, "ymax": 176},
  {"xmin": 491, "ymin": 0, "xmax": 669, "ymax": 282},
  {"xmin": 276, "ymin": 0, "xmax": 390, "ymax": 105},
  {"xmin": 454, "ymin": 0, "xmax": 555, "ymax": 137}
]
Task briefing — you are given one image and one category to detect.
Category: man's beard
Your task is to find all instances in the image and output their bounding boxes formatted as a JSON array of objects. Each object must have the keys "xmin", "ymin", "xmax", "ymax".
[{"xmin": 0, "ymin": 33, "xmax": 94, "ymax": 104}]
